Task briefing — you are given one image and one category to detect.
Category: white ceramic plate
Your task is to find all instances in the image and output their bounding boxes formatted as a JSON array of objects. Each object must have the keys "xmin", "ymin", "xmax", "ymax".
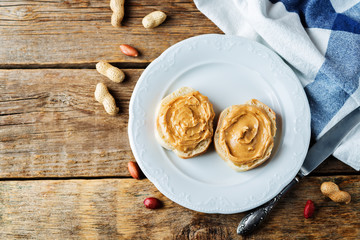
[{"xmin": 128, "ymin": 34, "xmax": 310, "ymax": 214}]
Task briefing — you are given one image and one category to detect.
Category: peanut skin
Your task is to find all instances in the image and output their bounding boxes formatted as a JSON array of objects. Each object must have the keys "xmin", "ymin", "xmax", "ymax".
[
  {"xmin": 304, "ymin": 200, "xmax": 315, "ymax": 219},
  {"xmin": 143, "ymin": 197, "xmax": 162, "ymax": 209},
  {"xmin": 120, "ymin": 44, "xmax": 139, "ymax": 57},
  {"xmin": 127, "ymin": 161, "xmax": 142, "ymax": 180},
  {"xmin": 96, "ymin": 61, "xmax": 125, "ymax": 83},
  {"xmin": 320, "ymin": 182, "xmax": 351, "ymax": 204},
  {"xmin": 94, "ymin": 83, "xmax": 119, "ymax": 115},
  {"xmin": 110, "ymin": 0, "xmax": 125, "ymax": 27},
  {"xmin": 142, "ymin": 11, "xmax": 167, "ymax": 29}
]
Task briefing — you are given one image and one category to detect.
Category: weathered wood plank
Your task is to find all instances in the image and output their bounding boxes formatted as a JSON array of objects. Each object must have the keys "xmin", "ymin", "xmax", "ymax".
[
  {"xmin": 0, "ymin": 176, "xmax": 359, "ymax": 239},
  {"xmin": 314, "ymin": 156, "xmax": 356, "ymax": 175},
  {"xmin": 0, "ymin": 0, "xmax": 222, "ymax": 66},
  {"xmin": 0, "ymin": 69, "xmax": 357, "ymax": 178},
  {"xmin": 0, "ymin": 69, "xmax": 137, "ymax": 178}
]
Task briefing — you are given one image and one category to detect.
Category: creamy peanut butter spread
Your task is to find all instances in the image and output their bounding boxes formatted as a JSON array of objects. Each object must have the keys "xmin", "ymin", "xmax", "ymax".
[
  {"xmin": 157, "ymin": 91, "xmax": 215, "ymax": 153},
  {"xmin": 218, "ymin": 105, "xmax": 273, "ymax": 164}
]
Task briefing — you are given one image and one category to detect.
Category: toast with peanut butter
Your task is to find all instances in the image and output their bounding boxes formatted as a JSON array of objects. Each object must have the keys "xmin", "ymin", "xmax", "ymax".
[
  {"xmin": 155, "ymin": 87, "xmax": 215, "ymax": 159},
  {"xmin": 214, "ymin": 99, "xmax": 276, "ymax": 171}
]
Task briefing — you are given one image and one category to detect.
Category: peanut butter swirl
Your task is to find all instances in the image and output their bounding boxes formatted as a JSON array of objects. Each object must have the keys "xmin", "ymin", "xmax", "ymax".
[
  {"xmin": 218, "ymin": 105, "xmax": 274, "ymax": 164},
  {"xmin": 157, "ymin": 91, "xmax": 215, "ymax": 153}
]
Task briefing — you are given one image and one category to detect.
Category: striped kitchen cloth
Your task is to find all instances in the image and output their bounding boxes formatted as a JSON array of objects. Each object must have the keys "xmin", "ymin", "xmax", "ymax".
[{"xmin": 194, "ymin": 0, "xmax": 360, "ymax": 170}]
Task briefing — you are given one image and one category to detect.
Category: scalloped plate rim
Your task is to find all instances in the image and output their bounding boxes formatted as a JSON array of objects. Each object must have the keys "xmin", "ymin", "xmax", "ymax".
[{"xmin": 128, "ymin": 34, "xmax": 311, "ymax": 214}]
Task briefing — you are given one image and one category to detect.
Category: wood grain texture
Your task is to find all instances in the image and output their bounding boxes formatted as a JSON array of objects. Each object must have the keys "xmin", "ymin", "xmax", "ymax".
[
  {"xmin": 0, "ymin": 69, "xmax": 137, "ymax": 178},
  {"xmin": 0, "ymin": 177, "xmax": 359, "ymax": 239},
  {"xmin": 0, "ymin": 70, "xmax": 357, "ymax": 178},
  {"xmin": 314, "ymin": 156, "xmax": 356, "ymax": 175},
  {"xmin": 0, "ymin": 0, "xmax": 222, "ymax": 66},
  {"xmin": 1, "ymin": 0, "xmax": 359, "ymax": 239}
]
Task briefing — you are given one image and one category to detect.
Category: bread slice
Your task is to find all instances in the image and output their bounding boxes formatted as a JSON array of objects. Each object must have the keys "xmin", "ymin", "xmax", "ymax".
[
  {"xmin": 155, "ymin": 87, "xmax": 214, "ymax": 159},
  {"xmin": 214, "ymin": 99, "xmax": 276, "ymax": 171}
]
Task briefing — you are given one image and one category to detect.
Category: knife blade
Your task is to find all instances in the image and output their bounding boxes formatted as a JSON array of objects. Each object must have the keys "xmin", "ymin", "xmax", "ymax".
[
  {"xmin": 237, "ymin": 105, "xmax": 360, "ymax": 236},
  {"xmin": 300, "ymin": 105, "xmax": 360, "ymax": 176}
]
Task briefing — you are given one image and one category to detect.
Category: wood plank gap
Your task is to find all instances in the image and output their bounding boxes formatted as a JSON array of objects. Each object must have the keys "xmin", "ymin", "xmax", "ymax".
[
  {"xmin": 0, "ymin": 174, "xmax": 358, "ymax": 182},
  {"xmin": 309, "ymin": 171, "xmax": 360, "ymax": 177},
  {"xmin": 0, "ymin": 62, "xmax": 149, "ymax": 69},
  {"xmin": 0, "ymin": 176, "xmax": 133, "ymax": 182}
]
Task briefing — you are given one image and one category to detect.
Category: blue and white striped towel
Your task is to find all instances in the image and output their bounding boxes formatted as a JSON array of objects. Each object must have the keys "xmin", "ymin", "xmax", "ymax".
[{"xmin": 194, "ymin": 0, "xmax": 360, "ymax": 170}]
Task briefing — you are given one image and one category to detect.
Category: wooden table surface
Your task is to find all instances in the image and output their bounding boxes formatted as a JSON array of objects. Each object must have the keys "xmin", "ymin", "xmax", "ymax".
[{"xmin": 1, "ymin": 1, "xmax": 359, "ymax": 239}]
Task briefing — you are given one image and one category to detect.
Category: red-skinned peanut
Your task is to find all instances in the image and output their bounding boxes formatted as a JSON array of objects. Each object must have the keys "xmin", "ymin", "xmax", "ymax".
[
  {"xmin": 144, "ymin": 197, "xmax": 162, "ymax": 209},
  {"xmin": 304, "ymin": 200, "xmax": 315, "ymax": 219}
]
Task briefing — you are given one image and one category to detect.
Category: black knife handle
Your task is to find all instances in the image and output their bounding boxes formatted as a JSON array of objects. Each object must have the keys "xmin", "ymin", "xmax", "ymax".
[{"xmin": 237, "ymin": 175, "xmax": 301, "ymax": 236}]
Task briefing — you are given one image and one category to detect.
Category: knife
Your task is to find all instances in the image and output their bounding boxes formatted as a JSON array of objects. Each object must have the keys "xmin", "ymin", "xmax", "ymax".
[{"xmin": 237, "ymin": 106, "xmax": 360, "ymax": 236}]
